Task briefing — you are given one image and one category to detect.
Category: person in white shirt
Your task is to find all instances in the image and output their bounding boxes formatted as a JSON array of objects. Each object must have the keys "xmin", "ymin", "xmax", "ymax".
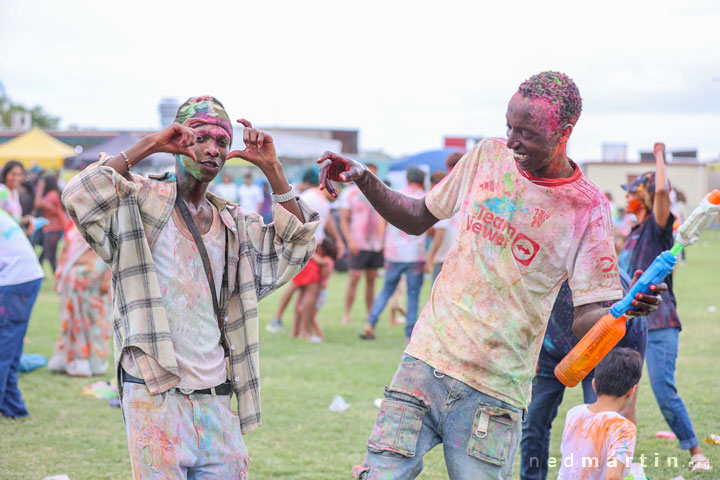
[
  {"xmin": 213, "ymin": 174, "xmax": 239, "ymax": 203},
  {"xmin": 339, "ymin": 163, "xmax": 385, "ymax": 325},
  {"xmin": 360, "ymin": 167, "xmax": 426, "ymax": 341},
  {"xmin": 238, "ymin": 173, "xmax": 263, "ymax": 214},
  {"xmin": 0, "ymin": 209, "xmax": 44, "ymax": 418}
]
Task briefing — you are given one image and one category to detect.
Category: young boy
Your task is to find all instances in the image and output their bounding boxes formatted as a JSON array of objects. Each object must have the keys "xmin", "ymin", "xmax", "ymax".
[{"xmin": 558, "ymin": 348, "xmax": 641, "ymax": 480}]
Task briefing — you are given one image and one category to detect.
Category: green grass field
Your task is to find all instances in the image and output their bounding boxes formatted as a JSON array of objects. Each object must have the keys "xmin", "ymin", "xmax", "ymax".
[{"xmin": 1, "ymin": 236, "xmax": 719, "ymax": 479}]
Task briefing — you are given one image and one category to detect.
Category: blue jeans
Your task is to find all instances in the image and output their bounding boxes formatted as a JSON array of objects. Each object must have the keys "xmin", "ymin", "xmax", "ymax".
[
  {"xmin": 0, "ymin": 278, "xmax": 43, "ymax": 418},
  {"xmin": 367, "ymin": 262, "xmax": 424, "ymax": 339},
  {"xmin": 519, "ymin": 374, "xmax": 595, "ymax": 480},
  {"xmin": 646, "ymin": 327, "xmax": 698, "ymax": 450},
  {"xmin": 355, "ymin": 355, "xmax": 523, "ymax": 479},
  {"xmin": 432, "ymin": 262, "xmax": 443, "ymax": 284}
]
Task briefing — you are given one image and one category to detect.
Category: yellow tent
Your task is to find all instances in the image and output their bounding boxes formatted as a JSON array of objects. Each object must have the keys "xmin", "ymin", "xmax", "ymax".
[{"xmin": 0, "ymin": 128, "xmax": 76, "ymax": 170}]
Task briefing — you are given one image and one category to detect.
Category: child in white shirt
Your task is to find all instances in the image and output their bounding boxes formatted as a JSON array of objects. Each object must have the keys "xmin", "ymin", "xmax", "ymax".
[{"xmin": 558, "ymin": 348, "xmax": 641, "ymax": 480}]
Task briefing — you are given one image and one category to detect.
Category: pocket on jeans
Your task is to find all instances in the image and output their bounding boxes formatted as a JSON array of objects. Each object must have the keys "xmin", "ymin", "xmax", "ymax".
[
  {"xmin": 123, "ymin": 383, "xmax": 167, "ymax": 411},
  {"xmin": 466, "ymin": 402, "xmax": 518, "ymax": 467},
  {"xmin": 367, "ymin": 387, "xmax": 428, "ymax": 457}
]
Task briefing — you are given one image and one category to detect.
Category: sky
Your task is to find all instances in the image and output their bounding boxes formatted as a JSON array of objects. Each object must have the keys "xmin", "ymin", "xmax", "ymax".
[{"xmin": 1, "ymin": 0, "xmax": 719, "ymax": 162}]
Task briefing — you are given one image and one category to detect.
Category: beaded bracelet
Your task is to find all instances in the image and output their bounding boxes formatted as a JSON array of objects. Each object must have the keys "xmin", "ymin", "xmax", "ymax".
[{"xmin": 120, "ymin": 150, "xmax": 131, "ymax": 171}]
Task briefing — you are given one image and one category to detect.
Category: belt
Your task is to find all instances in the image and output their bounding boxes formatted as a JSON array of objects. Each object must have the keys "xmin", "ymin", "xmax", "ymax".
[{"xmin": 122, "ymin": 370, "xmax": 233, "ymax": 396}]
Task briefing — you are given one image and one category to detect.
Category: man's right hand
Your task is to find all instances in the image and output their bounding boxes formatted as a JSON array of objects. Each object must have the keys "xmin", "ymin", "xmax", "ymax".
[
  {"xmin": 317, "ymin": 151, "xmax": 367, "ymax": 198},
  {"xmin": 147, "ymin": 119, "xmax": 201, "ymax": 162}
]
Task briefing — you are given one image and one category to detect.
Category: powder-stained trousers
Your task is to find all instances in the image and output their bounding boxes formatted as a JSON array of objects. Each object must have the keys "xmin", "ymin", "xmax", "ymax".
[
  {"xmin": 354, "ymin": 354, "xmax": 522, "ymax": 479},
  {"xmin": 122, "ymin": 383, "xmax": 250, "ymax": 479}
]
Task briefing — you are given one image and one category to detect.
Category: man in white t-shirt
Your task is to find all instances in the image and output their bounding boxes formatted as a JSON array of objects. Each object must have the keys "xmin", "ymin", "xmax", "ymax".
[
  {"xmin": 238, "ymin": 173, "xmax": 263, "ymax": 213},
  {"xmin": 213, "ymin": 174, "xmax": 239, "ymax": 203},
  {"xmin": 318, "ymin": 71, "xmax": 665, "ymax": 479},
  {"xmin": 0, "ymin": 209, "xmax": 44, "ymax": 418},
  {"xmin": 360, "ymin": 168, "xmax": 426, "ymax": 341}
]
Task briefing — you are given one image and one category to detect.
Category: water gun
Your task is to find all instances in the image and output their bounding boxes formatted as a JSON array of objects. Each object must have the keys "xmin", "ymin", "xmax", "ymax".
[{"xmin": 555, "ymin": 190, "xmax": 720, "ymax": 387}]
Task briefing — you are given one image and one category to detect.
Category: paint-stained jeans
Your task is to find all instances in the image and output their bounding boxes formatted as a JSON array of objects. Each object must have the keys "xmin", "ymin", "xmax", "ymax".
[
  {"xmin": 646, "ymin": 327, "xmax": 699, "ymax": 450},
  {"xmin": 121, "ymin": 383, "xmax": 250, "ymax": 479},
  {"xmin": 367, "ymin": 262, "xmax": 424, "ymax": 339},
  {"xmin": 354, "ymin": 355, "xmax": 522, "ymax": 480}
]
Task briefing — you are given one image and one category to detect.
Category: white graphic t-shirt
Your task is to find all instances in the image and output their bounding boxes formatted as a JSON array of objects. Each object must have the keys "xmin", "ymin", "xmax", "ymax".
[{"xmin": 406, "ymin": 138, "xmax": 622, "ymax": 408}]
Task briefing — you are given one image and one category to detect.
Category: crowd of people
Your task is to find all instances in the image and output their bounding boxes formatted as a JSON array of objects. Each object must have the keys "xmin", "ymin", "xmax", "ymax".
[{"xmin": 0, "ymin": 74, "xmax": 714, "ymax": 479}]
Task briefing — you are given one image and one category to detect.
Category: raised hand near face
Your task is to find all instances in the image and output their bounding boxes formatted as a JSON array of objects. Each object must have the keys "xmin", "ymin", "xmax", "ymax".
[
  {"xmin": 226, "ymin": 119, "xmax": 279, "ymax": 171},
  {"xmin": 148, "ymin": 118, "xmax": 202, "ymax": 162},
  {"xmin": 316, "ymin": 151, "xmax": 367, "ymax": 198}
]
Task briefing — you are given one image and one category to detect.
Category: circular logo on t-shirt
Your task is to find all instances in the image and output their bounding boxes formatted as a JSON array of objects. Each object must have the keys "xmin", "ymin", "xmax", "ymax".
[{"xmin": 512, "ymin": 233, "xmax": 540, "ymax": 266}]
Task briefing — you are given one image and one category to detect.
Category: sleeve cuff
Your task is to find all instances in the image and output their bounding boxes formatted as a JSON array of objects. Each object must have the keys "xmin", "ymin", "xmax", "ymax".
[
  {"xmin": 96, "ymin": 153, "xmax": 142, "ymax": 198},
  {"xmin": 572, "ymin": 289, "xmax": 624, "ymax": 307},
  {"xmin": 424, "ymin": 196, "xmax": 448, "ymax": 221},
  {"xmin": 271, "ymin": 197, "xmax": 321, "ymax": 245}
]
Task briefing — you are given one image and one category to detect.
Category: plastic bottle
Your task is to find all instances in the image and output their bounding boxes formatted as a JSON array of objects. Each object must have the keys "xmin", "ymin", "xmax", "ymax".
[{"xmin": 554, "ymin": 313, "xmax": 628, "ymax": 387}]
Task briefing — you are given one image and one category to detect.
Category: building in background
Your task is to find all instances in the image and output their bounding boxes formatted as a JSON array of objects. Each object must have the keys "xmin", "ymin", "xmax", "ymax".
[{"xmin": 582, "ymin": 147, "xmax": 718, "ymax": 209}]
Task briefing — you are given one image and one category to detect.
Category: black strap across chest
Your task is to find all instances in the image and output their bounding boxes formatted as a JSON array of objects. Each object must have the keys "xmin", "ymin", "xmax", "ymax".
[{"xmin": 174, "ymin": 194, "xmax": 229, "ymax": 342}]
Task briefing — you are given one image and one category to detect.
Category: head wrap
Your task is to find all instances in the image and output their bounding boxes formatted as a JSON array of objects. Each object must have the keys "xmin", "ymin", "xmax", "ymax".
[{"xmin": 175, "ymin": 96, "xmax": 233, "ymax": 138}]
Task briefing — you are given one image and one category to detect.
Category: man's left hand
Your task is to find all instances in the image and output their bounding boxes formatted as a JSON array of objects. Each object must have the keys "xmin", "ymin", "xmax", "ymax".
[
  {"xmin": 625, "ymin": 269, "xmax": 666, "ymax": 317},
  {"xmin": 226, "ymin": 119, "xmax": 279, "ymax": 171}
]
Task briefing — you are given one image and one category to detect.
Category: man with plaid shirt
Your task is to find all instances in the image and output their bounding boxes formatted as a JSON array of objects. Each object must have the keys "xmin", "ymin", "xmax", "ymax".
[{"xmin": 63, "ymin": 96, "xmax": 319, "ymax": 479}]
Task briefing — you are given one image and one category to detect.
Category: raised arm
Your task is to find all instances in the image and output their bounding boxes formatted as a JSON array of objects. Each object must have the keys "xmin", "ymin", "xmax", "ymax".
[
  {"xmin": 103, "ymin": 119, "xmax": 200, "ymax": 179},
  {"xmin": 317, "ymin": 152, "xmax": 438, "ymax": 235},
  {"xmin": 652, "ymin": 142, "xmax": 671, "ymax": 229}
]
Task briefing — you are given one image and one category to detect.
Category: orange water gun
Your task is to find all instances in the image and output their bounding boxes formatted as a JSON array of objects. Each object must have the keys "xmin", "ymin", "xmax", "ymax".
[{"xmin": 555, "ymin": 190, "xmax": 720, "ymax": 387}]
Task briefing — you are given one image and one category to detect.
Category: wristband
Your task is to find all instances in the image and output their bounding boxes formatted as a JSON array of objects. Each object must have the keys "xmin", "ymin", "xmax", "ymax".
[
  {"xmin": 271, "ymin": 184, "xmax": 296, "ymax": 203},
  {"xmin": 120, "ymin": 150, "xmax": 132, "ymax": 171}
]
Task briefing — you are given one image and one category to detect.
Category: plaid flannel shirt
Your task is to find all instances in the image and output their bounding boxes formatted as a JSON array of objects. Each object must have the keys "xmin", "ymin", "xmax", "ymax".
[{"xmin": 62, "ymin": 156, "xmax": 319, "ymax": 434}]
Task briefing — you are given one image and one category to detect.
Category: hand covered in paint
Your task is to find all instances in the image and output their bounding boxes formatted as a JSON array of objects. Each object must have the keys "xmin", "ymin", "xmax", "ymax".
[
  {"xmin": 148, "ymin": 119, "xmax": 200, "ymax": 161},
  {"xmin": 623, "ymin": 269, "xmax": 666, "ymax": 317},
  {"xmin": 317, "ymin": 152, "xmax": 367, "ymax": 198},
  {"xmin": 226, "ymin": 119, "xmax": 279, "ymax": 171}
]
